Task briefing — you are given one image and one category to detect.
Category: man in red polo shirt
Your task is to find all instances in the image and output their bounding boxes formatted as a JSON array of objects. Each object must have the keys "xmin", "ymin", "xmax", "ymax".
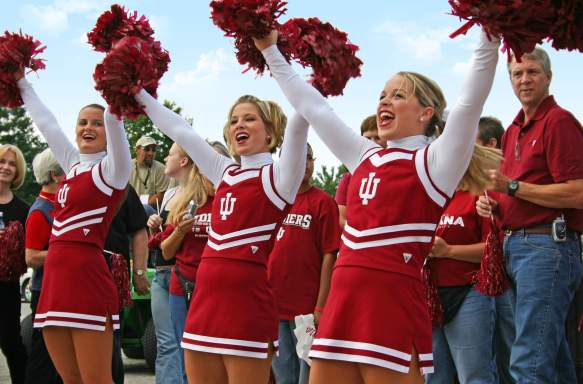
[{"xmin": 477, "ymin": 47, "xmax": 583, "ymax": 382}]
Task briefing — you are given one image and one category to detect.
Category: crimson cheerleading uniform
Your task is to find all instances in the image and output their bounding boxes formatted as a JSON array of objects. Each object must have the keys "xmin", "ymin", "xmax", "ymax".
[
  {"xmin": 18, "ymin": 79, "xmax": 131, "ymax": 332},
  {"xmin": 268, "ymin": 186, "xmax": 341, "ymax": 320},
  {"xmin": 431, "ymin": 190, "xmax": 490, "ymax": 287},
  {"xmin": 136, "ymin": 90, "xmax": 309, "ymax": 359},
  {"xmin": 164, "ymin": 198, "xmax": 213, "ymax": 296},
  {"xmin": 261, "ymin": 31, "xmax": 500, "ymax": 374}
]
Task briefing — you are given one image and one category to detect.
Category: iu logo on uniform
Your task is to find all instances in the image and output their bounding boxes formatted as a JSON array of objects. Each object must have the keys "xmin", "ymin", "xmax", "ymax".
[
  {"xmin": 359, "ymin": 172, "xmax": 380, "ymax": 205},
  {"xmin": 219, "ymin": 192, "xmax": 236, "ymax": 220},
  {"xmin": 57, "ymin": 184, "xmax": 70, "ymax": 208}
]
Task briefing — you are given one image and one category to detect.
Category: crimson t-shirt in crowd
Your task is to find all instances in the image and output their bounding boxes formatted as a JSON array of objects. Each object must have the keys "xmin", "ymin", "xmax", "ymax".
[
  {"xmin": 334, "ymin": 172, "xmax": 351, "ymax": 206},
  {"xmin": 25, "ymin": 191, "xmax": 55, "ymax": 250},
  {"xmin": 268, "ymin": 186, "xmax": 341, "ymax": 320},
  {"xmin": 499, "ymin": 96, "xmax": 583, "ymax": 232},
  {"xmin": 164, "ymin": 197, "xmax": 213, "ymax": 296},
  {"xmin": 431, "ymin": 190, "xmax": 490, "ymax": 287}
]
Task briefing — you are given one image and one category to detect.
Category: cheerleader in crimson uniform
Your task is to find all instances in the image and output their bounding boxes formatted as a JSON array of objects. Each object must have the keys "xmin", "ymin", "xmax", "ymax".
[
  {"xmin": 157, "ymin": 141, "xmax": 229, "ymax": 381},
  {"xmin": 16, "ymin": 73, "xmax": 131, "ymax": 384},
  {"xmin": 255, "ymin": 28, "xmax": 499, "ymax": 383},
  {"xmin": 425, "ymin": 145, "xmax": 502, "ymax": 383},
  {"xmin": 133, "ymin": 88, "xmax": 309, "ymax": 382},
  {"xmin": 268, "ymin": 143, "xmax": 341, "ymax": 384}
]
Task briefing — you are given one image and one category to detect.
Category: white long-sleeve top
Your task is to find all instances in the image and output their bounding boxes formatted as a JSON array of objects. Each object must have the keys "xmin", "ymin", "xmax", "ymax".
[
  {"xmin": 135, "ymin": 90, "xmax": 309, "ymax": 204},
  {"xmin": 261, "ymin": 31, "xmax": 500, "ymax": 197},
  {"xmin": 17, "ymin": 79, "xmax": 131, "ymax": 190}
]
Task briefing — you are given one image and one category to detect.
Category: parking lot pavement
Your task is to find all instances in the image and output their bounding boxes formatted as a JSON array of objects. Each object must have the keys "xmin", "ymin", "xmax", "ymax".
[{"xmin": 0, "ymin": 303, "xmax": 155, "ymax": 384}]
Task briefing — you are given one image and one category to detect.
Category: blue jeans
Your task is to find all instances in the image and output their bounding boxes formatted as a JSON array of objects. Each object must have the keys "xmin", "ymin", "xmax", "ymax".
[
  {"xmin": 151, "ymin": 269, "xmax": 184, "ymax": 384},
  {"xmin": 425, "ymin": 287, "xmax": 496, "ymax": 383},
  {"xmin": 494, "ymin": 289, "xmax": 515, "ymax": 384},
  {"xmin": 169, "ymin": 293, "xmax": 189, "ymax": 384},
  {"xmin": 505, "ymin": 233, "xmax": 582, "ymax": 383},
  {"xmin": 272, "ymin": 320, "xmax": 310, "ymax": 384}
]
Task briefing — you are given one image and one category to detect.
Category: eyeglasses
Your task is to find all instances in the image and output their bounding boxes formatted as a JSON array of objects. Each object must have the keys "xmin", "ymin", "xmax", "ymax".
[{"xmin": 142, "ymin": 146, "xmax": 157, "ymax": 153}]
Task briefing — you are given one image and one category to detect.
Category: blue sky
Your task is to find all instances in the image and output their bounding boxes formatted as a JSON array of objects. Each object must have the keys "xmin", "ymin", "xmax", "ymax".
[{"xmin": 2, "ymin": 1, "xmax": 582, "ymax": 169}]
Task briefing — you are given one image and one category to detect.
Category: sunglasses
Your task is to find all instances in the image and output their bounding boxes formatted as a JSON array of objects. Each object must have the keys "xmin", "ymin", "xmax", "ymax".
[{"xmin": 142, "ymin": 146, "xmax": 157, "ymax": 152}]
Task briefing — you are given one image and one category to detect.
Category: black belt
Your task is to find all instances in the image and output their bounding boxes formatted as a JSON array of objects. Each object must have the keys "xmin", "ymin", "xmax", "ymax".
[{"xmin": 505, "ymin": 226, "xmax": 579, "ymax": 239}]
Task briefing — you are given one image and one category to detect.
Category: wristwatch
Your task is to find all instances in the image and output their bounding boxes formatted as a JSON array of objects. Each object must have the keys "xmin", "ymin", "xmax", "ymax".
[
  {"xmin": 507, "ymin": 180, "xmax": 520, "ymax": 196},
  {"xmin": 134, "ymin": 269, "xmax": 145, "ymax": 277}
]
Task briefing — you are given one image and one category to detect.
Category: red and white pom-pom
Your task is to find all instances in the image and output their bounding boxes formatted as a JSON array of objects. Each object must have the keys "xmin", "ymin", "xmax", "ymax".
[
  {"xmin": 94, "ymin": 36, "xmax": 170, "ymax": 120},
  {"xmin": 108, "ymin": 252, "xmax": 133, "ymax": 310},
  {"xmin": 422, "ymin": 258, "xmax": 444, "ymax": 327},
  {"xmin": 210, "ymin": 0, "xmax": 287, "ymax": 38},
  {"xmin": 87, "ymin": 4, "xmax": 154, "ymax": 53},
  {"xmin": 0, "ymin": 31, "xmax": 46, "ymax": 107},
  {"xmin": 0, "ymin": 221, "xmax": 26, "ymax": 282},
  {"xmin": 449, "ymin": 0, "xmax": 556, "ymax": 60},
  {"xmin": 551, "ymin": 0, "xmax": 583, "ymax": 52},
  {"xmin": 474, "ymin": 219, "xmax": 510, "ymax": 296},
  {"xmin": 281, "ymin": 18, "xmax": 363, "ymax": 96}
]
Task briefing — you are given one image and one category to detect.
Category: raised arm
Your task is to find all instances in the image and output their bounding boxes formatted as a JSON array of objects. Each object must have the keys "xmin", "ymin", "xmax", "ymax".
[
  {"xmin": 135, "ymin": 90, "xmax": 234, "ymax": 186},
  {"xmin": 136, "ymin": 89, "xmax": 233, "ymax": 185},
  {"xmin": 428, "ymin": 32, "xmax": 500, "ymax": 196},
  {"xmin": 273, "ymin": 113, "xmax": 309, "ymax": 203},
  {"xmin": 260, "ymin": 40, "xmax": 376, "ymax": 173},
  {"xmin": 100, "ymin": 110, "xmax": 132, "ymax": 189},
  {"xmin": 17, "ymin": 78, "xmax": 78, "ymax": 171}
]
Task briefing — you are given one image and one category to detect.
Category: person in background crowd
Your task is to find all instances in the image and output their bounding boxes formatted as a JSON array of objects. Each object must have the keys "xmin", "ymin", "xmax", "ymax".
[
  {"xmin": 158, "ymin": 141, "xmax": 229, "ymax": 383},
  {"xmin": 424, "ymin": 144, "xmax": 502, "ymax": 384},
  {"xmin": 477, "ymin": 46, "xmax": 583, "ymax": 382},
  {"xmin": 130, "ymin": 136, "xmax": 170, "ymax": 208},
  {"xmin": 269, "ymin": 143, "xmax": 341, "ymax": 384},
  {"xmin": 475, "ymin": 117, "xmax": 514, "ymax": 384},
  {"xmin": 335, "ymin": 115, "xmax": 386, "ymax": 228},
  {"xmin": 476, "ymin": 116, "xmax": 505, "ymax": 149},
  {"xmin": 24, "ymin": 148, "xmax": 64, "ymax": 384},
  {"xmin": 0, "ymin": 144, "xmax": 29, "ymax": 384}
]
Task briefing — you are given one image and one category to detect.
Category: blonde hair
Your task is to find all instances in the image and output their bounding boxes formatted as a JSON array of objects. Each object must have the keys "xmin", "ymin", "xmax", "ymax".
[
  {"xmin": 459, "ymin": 145, "xmax": 503, "ymax": 194},
  {"xmin": 167, "ymin": 145, "xmax": 209, "ymax": 226},
  {"xmin": 0, "ymin": 144, "xmax": 26, "ymax": 190},
  {"xmin": 396, "ymin": 71, "xmax": 447, "ymax": 137},
  {"xmin": 223, "ymin": 95, "xmax": 287, "ymax": 156}
]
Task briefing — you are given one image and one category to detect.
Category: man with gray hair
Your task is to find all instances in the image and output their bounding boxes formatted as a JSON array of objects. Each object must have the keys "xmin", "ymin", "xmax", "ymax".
[
  {"xmin": 477, "ymin": 47, "xmax": 583, "ymax": 381},
  {"xmin": 129, "ymin": 135, "xmax": 170, "ymax": 207}
]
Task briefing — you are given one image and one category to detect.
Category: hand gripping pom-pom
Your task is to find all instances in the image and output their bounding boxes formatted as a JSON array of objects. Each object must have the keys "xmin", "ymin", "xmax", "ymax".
[
  {"xmin": 0, "ymin": 31, "xmax": 46, "ymax": 107},
  {"xmin": 280, "ymin": 18, "xmax": 363, "ymax": 96},
  {"xmin": 0, "ymin": 221, "xmax": 26, "ymax": 282},
  {"xmin": 94, "ymin": 36, "xmax": 170, "ymax": 120},
  {"xmin": 210, "ymin": 0, "xmax": 287, "ymax": 39},
  {"xmin": 448, "ymin": 0, "xmax": 556, "ymax": 60},
  {"xmin": 422, "ymin": 258, "xmax": 444, "ymax": 327},
  {"xmin": 107, "ymin": 252, "xmax": 133, "ymax": 310},
  {"xmin": 234, "ymin": 35, "xmax": 292, "ymax": 75},
  {"xmin": 473, "ymin": 218, "xmax": 510, "ymax": 296},
  {"xmin": 87, "ymin": 4, "xmax": 154, "ymax": 53}
]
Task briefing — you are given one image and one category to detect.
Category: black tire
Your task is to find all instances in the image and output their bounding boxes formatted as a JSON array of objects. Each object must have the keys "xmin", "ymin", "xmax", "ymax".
[
  {"xmin": 142, "ymin": 319, "xmax": 157, "ymax": 372},
  {"xmin": 122, "ymin": 347, "xmax": 144, "ymax": 359},
  {"xmin": 20, "ymin": 313, "xmax": 33, "ymax": 355}
]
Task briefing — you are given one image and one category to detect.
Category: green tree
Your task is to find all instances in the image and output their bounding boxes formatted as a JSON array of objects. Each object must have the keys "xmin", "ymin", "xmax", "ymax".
[
  {"xmin": 124, "ymin": 100, "xmax": 191, "ymax": 161},
  {"xmin": 311, "ymin": 164, "xmax": 347, "ymax": 197},
  {"xmin": 0, "ymin": 106, "xmax": 47, "ymax": 204}
]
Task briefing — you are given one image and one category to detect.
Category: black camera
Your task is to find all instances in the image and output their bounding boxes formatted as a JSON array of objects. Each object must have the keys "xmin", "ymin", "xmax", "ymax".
[{"xmin": 552, "ymin": 216, "xmax": 567, "ymax": 242}]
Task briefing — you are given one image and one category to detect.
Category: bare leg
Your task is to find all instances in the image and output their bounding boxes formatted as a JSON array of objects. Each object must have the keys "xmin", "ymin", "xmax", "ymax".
[
  {"xmin": 359, "ymin": 348, "xmax": 423, "ymax": 384},
  {"xmin": 42, "ymin": 327, "xmax": 82, "ymax": 384},
  {"xmin": 309, "ymin": 359, "xmax": 363, "ymax": 384},
  {"xmin": 184, "ymin": 350, "xmax": 228, "ymax": 384},
  {"xmin": 71, "ymin": 324, "xmax": 113, "ymax": 384}
]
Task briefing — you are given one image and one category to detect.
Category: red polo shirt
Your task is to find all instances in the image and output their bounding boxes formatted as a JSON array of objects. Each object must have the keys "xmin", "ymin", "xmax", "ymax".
[{"xmin": 499, "ymin": 96, "xmax": 583, "ymax": 232}]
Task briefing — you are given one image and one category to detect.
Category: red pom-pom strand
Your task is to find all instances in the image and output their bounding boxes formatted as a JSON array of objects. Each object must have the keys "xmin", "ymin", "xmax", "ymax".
[
  {"xmin": 473, "ymin": 218, "xmax": 510, "ymax": 296},
  {"xmin": 550, "ymin": 0, "xmax": 583, "ymax": 52},
  {"xmin": 0, "ymin": 31, "xmax": 46, "ymax": 108},
  {"xmin": 106, "ymin": 251, "xmax": 133, "ymax": 310},
  {"xmin": 87, "ymin": 4, "xmax": 154, "ymax": 53},
  {"xmin": 94, "ymin": 36, "xmax": 170, "ymax": 120},
  {"xmin": 210, "ymin": 0, "xmax": 287, "ymax": 39},
  {"xmin": 422, "ymin": 258, "xmax": 444, "ymax": 327},
  {"xmin": 281, "ymin": 18, "xmax": 363, "ymax": 96},
  {"xmin": 0, "ymin": 221, "xmax": 26, "ymax": 282},
  {"xmin": 449, "ymin": 0, "xmax": 554, "ymax": 60}
]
